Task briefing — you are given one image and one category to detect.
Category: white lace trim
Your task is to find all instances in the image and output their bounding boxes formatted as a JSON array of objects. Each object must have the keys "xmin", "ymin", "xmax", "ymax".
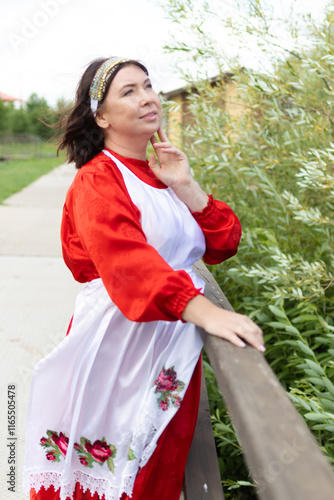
[
  {"xmin": 23, "ymin": 470, "xmax": 137, "ymax": 500},
  {"xmin": 131, "ymin": 412, "xmax": 159, "ymax": 469},
  {"xmin": 139, "ymin": 442, "xmax": 156, "ymax": 469},
  {"xmin": 23, "ymin": 417, "xmax": 164, "ymax": 500}
]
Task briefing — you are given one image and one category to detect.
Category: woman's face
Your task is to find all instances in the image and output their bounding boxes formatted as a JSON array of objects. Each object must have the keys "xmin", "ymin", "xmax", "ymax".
[{"xmin": 96, "ymin": 64, "xmax": 162, "ymax": 143}]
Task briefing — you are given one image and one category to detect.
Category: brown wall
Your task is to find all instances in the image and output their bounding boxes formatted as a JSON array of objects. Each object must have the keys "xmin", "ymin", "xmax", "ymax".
[{"xmin": 162, "ymin": 77, "xmax": 244, "ymax": 149}]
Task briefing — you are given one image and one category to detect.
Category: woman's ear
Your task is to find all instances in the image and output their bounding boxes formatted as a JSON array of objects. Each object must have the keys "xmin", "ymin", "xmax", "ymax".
[{"xmin": 95, "ymin": 110, "xmax": 109, "ymax": 129}]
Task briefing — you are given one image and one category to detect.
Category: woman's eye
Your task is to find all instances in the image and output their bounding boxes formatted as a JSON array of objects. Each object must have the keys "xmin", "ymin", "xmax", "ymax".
[{"xmin": 124, "ymin": 89, "xmax": 133, "ymax": 96}]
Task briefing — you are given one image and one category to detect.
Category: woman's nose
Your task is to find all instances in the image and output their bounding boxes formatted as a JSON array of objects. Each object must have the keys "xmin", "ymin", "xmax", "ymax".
[{"xmin": 139, "ymin": 88, "xmax": 153, "ymax": 105}]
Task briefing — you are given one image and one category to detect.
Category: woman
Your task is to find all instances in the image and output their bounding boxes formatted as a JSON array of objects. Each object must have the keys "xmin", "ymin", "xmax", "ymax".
[{"xmin": 23, "ymin": 56, "xmax": 264, "ymax": 500}]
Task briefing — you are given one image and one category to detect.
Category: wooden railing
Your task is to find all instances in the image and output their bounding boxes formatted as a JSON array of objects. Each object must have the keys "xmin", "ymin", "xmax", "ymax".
[{"xmin": 183, "ymin": 260, "xmax": 334, "ymax": 500}]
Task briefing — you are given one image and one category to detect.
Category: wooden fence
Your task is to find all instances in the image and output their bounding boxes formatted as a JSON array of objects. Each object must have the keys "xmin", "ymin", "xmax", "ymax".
[{"xmin": 183, "ymin": 260, "xmax": 334, "ymax": 500}]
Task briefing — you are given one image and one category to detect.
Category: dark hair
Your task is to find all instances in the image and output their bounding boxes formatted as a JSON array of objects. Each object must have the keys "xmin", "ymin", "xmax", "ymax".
[{"xmin": 57, "ymin": 58, "xmax": 148, "ymax": 169}]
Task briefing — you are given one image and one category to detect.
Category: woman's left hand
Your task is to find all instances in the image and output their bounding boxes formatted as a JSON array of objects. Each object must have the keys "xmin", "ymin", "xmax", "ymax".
[{"xmin": 149, "ymin": 128, "xmax": 192, "ymax": 188}]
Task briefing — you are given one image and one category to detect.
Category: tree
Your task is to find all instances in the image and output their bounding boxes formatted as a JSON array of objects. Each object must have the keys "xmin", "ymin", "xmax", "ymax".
[
  {"xmin": 0, "ymin": 92, "xmax": 58, "ymax": 140},
  {"xmin": 0, "ymin": 98, "xmax": 11, "ymax": 134},
  {"xmin": 158, "ymin": 0, "xmax": 334, "ymax": 497},
  {"xmin": 10, "ymin": 106, "xmax": 31, "ymax": 134},
  {"xmin": 25, "ymin": 93, "xmax": 56, "ymax": 140}
]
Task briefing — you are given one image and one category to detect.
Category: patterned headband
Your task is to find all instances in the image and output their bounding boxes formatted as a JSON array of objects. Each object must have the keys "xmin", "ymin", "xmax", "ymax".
[{"xmin": 89, "ymin": 56, "xmax": 130, "ymax": 114}]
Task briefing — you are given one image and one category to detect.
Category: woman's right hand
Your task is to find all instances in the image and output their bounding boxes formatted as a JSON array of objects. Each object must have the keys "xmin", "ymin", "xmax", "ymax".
[{"xmin": 182, "ymin": 294, "xmax": 265, "ymax": 353}]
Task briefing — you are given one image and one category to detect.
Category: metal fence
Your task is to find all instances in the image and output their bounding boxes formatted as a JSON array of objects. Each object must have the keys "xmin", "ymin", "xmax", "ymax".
[{"xmin": 0, "ymin": 133, "xmax": 44, "ymax": 160}]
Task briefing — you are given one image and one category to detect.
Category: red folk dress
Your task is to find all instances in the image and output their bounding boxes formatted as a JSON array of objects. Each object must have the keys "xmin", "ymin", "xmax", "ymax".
[{"xmin": 24, "ymin": 149, "xmax": 241, "ymax": 500}]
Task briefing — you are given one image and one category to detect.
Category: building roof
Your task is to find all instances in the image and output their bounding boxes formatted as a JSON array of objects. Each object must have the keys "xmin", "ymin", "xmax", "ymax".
[
  {"xmin": 160, "ymin": 73, "xmax": 234, "ymax": 99},
  {"xmin": 0, "ymin": 92, "xmax": 24, "ymax": 102}
]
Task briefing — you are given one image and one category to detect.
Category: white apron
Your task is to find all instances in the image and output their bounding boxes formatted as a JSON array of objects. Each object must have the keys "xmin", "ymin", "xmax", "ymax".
[{"xmin": 23, "ymin": 151, "xmax": 206, "ymax": 500}]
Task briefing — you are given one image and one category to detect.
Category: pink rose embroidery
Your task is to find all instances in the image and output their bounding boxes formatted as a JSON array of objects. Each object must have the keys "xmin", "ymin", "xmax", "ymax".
[
  {"xmin": 174, "ymin": 395, "xmax": 181, "ymax": 407},
  {"xmin": 156, "ymin": 368, "xmax": 178, "ymax": 392},
  {"xmin": 159, "ymin": 400, "xmax": 169, "ymax": 411},
  {"xmin": 40, "ymin": 430, "xmax": 118, "ymax": 473},
  {"xmin": 74, "ymin": 436, "xmax": 117, "ymax": 473},
  {"xmin": 51, "ymin": 432, "xmax": 69, "ymax": 457},
  {"xmin": 40, "ymin": 430, "xmax": 70, "ymax": 463},
  {"xmin": 85, "ymin": 440, "xmax": 112, "ymax": 463},
  {"xmin": 154, "ymin": 366, "xmax": 185, "ymax": 411}
]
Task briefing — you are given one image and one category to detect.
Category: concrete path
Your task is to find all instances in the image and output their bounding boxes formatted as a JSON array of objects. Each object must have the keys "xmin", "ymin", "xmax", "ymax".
[
  {"xmin": 0, "ymin": 163, "xmax": 83, "ymax": 499},
  {"xmin": 0, "ymin": 163, "xmax": 186, "ymax": 500}
]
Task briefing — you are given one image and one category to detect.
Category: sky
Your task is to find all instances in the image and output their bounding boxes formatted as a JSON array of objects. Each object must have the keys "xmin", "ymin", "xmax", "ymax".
[
  {"xmin": 1, "ymin": 0, "xmax": 185, "ymax": 106},
  {"xmin": 0, "ymin": 0, "xmax": 330, "ymax": 107}
]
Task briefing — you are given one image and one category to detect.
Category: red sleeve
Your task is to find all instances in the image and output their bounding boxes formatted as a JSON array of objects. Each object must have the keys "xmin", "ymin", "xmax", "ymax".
[
  {"xmin": 191, "ymin": 195, "xmax": 242, "ymax": 265},
  {"xmin": 63, "ymin": 163, "xmax": 201, "ymax": 323}
]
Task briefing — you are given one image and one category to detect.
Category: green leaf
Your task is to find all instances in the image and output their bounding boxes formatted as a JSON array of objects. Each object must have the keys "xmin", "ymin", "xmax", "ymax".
[
  {"xmin": 307, "ymin": 377, "xmax": 326, "ymax": 387},
  {"xmin": 309, "ymin": 399, "xmax": 321, "ymax": 413},
  {"xmin": 80, "ymin": 436, "xmax": 90, "ymax": 447},
  {"xmin": 289, "ymin": 393, "xmax": 313, "ymax": 411},
  {"xmin": 296, "ymin": 341, "xmax": 314, "ymax": 357},
  {"xmin": 305, "ymin": 368, "xmax": 320, "ymax": 378},
  {"xmin": 203, "ymin": 359, "xmax": 215, "ymax": 375},
  {"xmin": 269, "ymin": 305, "xmax": 287, "ymax": 319},
  {"xmin": 214, "ymin": 423, "xmax": 234, "ymax": 433},
  {"xmin": 305, "ymin": 359, "xmax": 326, "ymax": 376},
  {"xmin": 127, "ymin": 447, "xmax": 137, "ymax": 461},
  {"xmin": 269, "ymin": 323, "xmax": 299, "ymax": 335},
  {"xmin": 304, "ymin": 412, "xmax": 327, "ymax": 422},
  {"xmin": 292, "ymin": 315, "xmax": 319, "ymax": 323},
  {"xmin": 107, "ymin": 456, "xmax": 115, "ymax": 473},
  {"xmin": 320, "ymin": 398, "xmax": 334, "ymax": 413},
  {"xmin": 236, "ymin": 480, "xmax": 255, "ymax": 487},
  {"xmin": 268, "ymin": 321, "xmax": 289, "ymax": 330},
  {"xmin": 285, "ymin": 325, "xmax": 300, "ymax": 335},
  {"xmin": 176, "ymin": 380, "xmax": 185, "ymax": 392},
  {"xmin": 323, "ymin": 378, "xmax": 334, "ymax": 396},
  {"xmin": 311, "ymin": 424, "xmax": 331, "ymax": 430},
  {"xmin": 110, "ymin": 444, "xmax": 117, "ymax": 459}
]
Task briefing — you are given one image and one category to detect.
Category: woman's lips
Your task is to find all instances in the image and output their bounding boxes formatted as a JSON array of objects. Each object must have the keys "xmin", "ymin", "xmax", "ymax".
[{"xmin": 140, "ymin": 111, "xmax": 158, "ymax": 120}]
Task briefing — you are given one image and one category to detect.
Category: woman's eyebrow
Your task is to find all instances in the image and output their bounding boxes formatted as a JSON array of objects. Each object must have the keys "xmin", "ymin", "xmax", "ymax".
[{"xmin": 120, "ymin": 78, "xmax": 151, "ymax": 91}]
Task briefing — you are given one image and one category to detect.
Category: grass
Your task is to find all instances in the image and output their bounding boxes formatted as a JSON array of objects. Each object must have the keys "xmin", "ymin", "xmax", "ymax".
[{"xmin": 0, "ymin": 145, "xmax": 66, "ymax": 203}]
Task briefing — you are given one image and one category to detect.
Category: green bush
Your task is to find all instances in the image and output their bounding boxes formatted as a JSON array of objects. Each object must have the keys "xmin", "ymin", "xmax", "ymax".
[
  {"xmin": 159, "ymin": 0, "xmax": 334, "ymax": 496},
  {"xmin": 0, "ymin": 93, "xmax": 63, "ymax": 141}
]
